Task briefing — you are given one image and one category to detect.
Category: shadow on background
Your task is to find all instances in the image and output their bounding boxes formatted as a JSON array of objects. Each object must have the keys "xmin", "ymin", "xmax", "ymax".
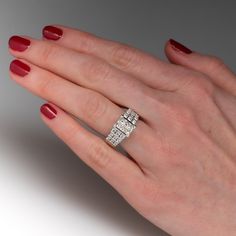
[{"xmin": 0, "ymin": 119, "xmax": 169, "ymax": 236}]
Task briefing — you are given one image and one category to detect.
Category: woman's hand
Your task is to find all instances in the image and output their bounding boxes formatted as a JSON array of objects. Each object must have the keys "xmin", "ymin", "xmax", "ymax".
[{"xmin": 8, "ymin": 25, "xmax": 236, "ymax": 236}]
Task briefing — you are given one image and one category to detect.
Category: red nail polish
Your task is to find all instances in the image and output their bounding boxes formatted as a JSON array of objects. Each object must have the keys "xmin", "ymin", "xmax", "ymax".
[
  {"xmin": 169, "ymin": 39, "xmax": 192, "ymax": 54},
  {"xmin": 43, "ymin": 25, "xmax": 63, "ymax": 40},
  {"xmin": 40, "ymin": 104, "xmax": 57, "ymax": 120},
  {"xmin": 8, "ymin": 36, "xmax": 31, "ymax": 52},
  {"xmin": 10, "ymin": 60, "xmax": 31, "ymax": 77}
]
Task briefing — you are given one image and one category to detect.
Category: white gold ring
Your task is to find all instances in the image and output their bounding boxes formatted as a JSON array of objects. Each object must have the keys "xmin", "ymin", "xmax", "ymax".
[{"xmin": 106, "ymin": 108, "xmax": 139, "ymax": 147}]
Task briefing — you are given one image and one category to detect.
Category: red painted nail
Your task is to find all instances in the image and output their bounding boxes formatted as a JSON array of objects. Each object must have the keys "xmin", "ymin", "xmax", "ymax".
[
  {"xmin": 169, "ymin": 39, "xmax": 192, "ymax": 54},
  {"xmin": 10, "ymin": 60, "xmax": 31, "ymax": 77},
  {"xmin": 40, "ymin": 104, "xmax": 57, "ymax": 120},
  {"xmin": 43, "ymin": 25, "xmax": 63, "ymax": 40},
  {"xmin": 8, "ymin": 36, "xmax": 31, "ymax": 52}
]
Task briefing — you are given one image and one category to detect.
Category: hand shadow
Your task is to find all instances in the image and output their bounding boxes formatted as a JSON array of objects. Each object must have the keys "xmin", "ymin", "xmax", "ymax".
[{"xmin": 0, "ymin": 119, "xmax": 169, "ymax": 236}]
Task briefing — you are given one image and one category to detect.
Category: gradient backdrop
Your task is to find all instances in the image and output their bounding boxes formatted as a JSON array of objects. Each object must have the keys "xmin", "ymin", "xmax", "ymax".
[{"xmin": 0, "ymin": 1, "xmax": 235, "ymax": 235}]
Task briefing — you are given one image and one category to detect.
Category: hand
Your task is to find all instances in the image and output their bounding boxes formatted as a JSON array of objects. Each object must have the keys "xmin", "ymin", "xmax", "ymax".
[{"xmin": 8, "ymin": 25, "xmax": 236, "ymax": 236}]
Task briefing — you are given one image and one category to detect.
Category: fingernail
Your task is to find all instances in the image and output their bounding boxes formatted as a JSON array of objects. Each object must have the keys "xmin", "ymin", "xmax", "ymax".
[
  {"xmin": 43, "ymin": 25, "xmax": 63, "ymax": 40},
  {"xmin": 40, "ymin": 104, "xmax": 57, "ymax": 120},
  {"xmin": 10, "ymin": 60, "xmax": 31, "ymax": 77},
  {"xmin": 9, "ymin": 36, "xmax": 31, "ymax": 52},
  {"xmin": 169, "ymin": 39, "xmax": 192, "ymax": 54}
]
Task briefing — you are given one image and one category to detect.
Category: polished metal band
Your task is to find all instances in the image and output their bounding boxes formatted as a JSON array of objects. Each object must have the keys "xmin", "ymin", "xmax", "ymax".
[{"xmin": 106, "ymin": 108, "xmax": 139, "ymax": 147}]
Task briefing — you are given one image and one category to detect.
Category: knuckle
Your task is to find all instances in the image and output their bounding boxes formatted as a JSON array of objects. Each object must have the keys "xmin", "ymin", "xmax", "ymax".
[
  {"xmin": 165, "ymin": 102, "xmax": 195, "ymax": 126},
  {"xmin": 118, "ymin": 75, "xmax": 139, "ymax": 91},
  {"xmin": 111, "ymin": 44, "xmax": 141, "ymax": 70},
  {"xmin": 61, "ymin": 124, "xmax": 79, "ymax": 145},
  {"xmin": 83, "ymin": 59, "xmax": 111, "ymax": 83},
  {"xmin": 87, "ymin": 140, "xmax": 110, "ymax": 169},
  {"xmin": 82, "ymin": 94, "xmax": 107, "ymax": 122},
  {"xmin": 179, "ymin": 72, "xmax": 215, "ymax": 103},
  {"xmin": 76, "ymin": 31, "xmax": 95, "ymax": 53},
  {"xmin": 38, "ymin": 77, "xmax": 53, "ymax": 95},
  {"xmin": 208, "ymin": 56, "xmax": 225, "ymax": 72},
  {"xmin": 190, "ymin": 77, "xmax": 214, "ymax": 101},
  {"xmin": 148, "ymin": 94, "xmax": 196, "ymax": 127}
]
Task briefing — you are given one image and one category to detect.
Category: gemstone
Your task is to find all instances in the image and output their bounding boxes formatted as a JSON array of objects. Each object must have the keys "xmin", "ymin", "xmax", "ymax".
[
  {"xmin": 116, "ymin": 117, "xmax": 134, "ymax": 135},
  {"xmin": 128, "ymin": 116, "xmax": 133, "ymax": 121}
]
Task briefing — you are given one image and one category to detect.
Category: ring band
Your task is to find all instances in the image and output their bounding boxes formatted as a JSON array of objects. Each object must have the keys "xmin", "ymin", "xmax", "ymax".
[{"xmin": 106, "ymin": 108, "xmax": 139, "ymax": 147}]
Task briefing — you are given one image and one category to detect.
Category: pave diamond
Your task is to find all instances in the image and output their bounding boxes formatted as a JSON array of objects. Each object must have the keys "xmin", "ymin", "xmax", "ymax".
[
  {"xmin": 106, "ymin": 127, "xmax": 126, "ymax": 146},
  {"xmin": 124, "ymin": 108, "xmax": 131, "ymax": 118},
  {"xmin": 116, "ymin": 117, "xmax": 134, "ymax": 136},
  {"xmin": 106, "ymin": 108, "xmax": 139, "ymax": 147}
]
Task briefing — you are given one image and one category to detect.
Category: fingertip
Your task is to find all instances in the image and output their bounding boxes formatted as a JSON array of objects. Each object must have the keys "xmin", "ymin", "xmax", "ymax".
[
  {"xmin": 40, "ymin": 103, "xmax": 58, "ymax": 120},
  {"xmin": 164, "ymin": 39, "xmax": 180, "ymax": 64},
  {"xmin": 164, "ymin": 39, "xmax": 174, "ymax": 57},
  {"xmin": 164, "ymin": 39, "xmax": 196, "ymax": 66},
  {"xmin": 168, "ymin": 38, "xmax": 193, "ymax": 55},
  {"xmin": 42, "ymin": 25, "xmax": 63, "ymax": 41},
  {"xmin": 9, "ymin": 59, "xmax": 31, "ymax": 77}
]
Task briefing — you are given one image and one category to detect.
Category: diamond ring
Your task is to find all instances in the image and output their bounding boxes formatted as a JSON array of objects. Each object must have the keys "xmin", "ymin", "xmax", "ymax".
[{"xmin": 106, "ymin": 108, "xmax": 139, "ymax": 147}]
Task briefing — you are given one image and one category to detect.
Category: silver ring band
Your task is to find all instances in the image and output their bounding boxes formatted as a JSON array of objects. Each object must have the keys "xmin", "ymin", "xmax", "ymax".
[{"xmin": 106, "ymin": 108, "xmax": 139, "ymax": 147}]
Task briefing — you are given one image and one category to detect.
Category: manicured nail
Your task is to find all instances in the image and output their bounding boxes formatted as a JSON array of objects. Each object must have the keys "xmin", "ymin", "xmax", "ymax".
[
  {"xmin": 169, "ymin": 39, "xmax": 192, "ymax": 54},
  {"xmin": 40, "ymin": 104, "xmax": 57, "ymax": 120},
  {"xmin": 43, "ymin": 25, "xmax": 63, "ymax": 40},
  {"xmin": 10, "ymin": 60, "xmax": 31, "ymax": 77},
  {"xmin": 8, "ymin": 36, "xmax": 31, "ymax": 52}
]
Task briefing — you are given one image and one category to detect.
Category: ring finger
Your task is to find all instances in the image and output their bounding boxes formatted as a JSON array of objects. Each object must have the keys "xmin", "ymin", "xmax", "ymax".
[{"xmin": 9, "ymin": 59, "xmax": 154, "ymax": 168}]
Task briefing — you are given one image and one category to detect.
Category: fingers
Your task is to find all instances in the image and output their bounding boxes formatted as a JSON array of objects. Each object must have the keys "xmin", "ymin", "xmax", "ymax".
[
  {"xmin": 165, "ymin": 39, "xmax": 236, "ymax": 96},
  {"xmin": 42, "ymin": 25, "xmax": 191, "ymax": 91},
  {"xmin": 40, "ymin": 103, "xmax": 144, "ymax": 200},
  {"xmin": 9, "ymin": 59, "xmax": 153, "ymax": 167},
  {"xmin": 9, "ymin": 35, "xmax": 153, "ymax": 119}
]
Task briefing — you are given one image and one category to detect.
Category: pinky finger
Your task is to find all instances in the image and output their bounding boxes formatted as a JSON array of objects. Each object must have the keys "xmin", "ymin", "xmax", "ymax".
[
  {"xmin": 40, "ymin": 103, "xmax": 144, "ymax": 199},
  {"xmin": 165, "ymin": 39, "xmax": 236, "ymax": 96}
]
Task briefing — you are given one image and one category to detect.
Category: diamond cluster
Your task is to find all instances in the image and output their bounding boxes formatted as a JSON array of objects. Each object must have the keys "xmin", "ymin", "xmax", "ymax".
[
  {"xmin": 106, "ymin": 127, "xmax": 126, "ymax": 146},
  {"xmin": 123, "ymin": 108, "xmax": 139, "ymax": 125},
  {"xmin": 106, "ymin": 109, "xmax": 139, "ymax": 147},
  {"xmin": 116, "ymin": 117, "xmax": 134, "ymax": 137}
]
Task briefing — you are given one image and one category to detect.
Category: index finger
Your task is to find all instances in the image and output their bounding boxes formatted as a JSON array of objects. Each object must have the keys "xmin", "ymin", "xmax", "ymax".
[{"xmin": 42, "ymin": 25, "xmax": 184, "ymax": 91}]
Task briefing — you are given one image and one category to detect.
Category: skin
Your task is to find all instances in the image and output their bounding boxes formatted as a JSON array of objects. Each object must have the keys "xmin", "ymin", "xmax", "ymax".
[{"xmin": 9, "ymin": 25, "xmax": 236, "ymax": 236}]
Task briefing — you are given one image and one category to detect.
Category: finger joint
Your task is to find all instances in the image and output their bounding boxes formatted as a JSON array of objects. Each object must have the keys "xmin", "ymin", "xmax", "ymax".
[
  {"xmin": 82, "ymin": 59, "xmax": 112, "ymax": 84},
  {"xmin": 111, "ymin": 44, "xmax": 142, "ymax": 71},
  {"xmin": 82, "ymin": 93, "xmax": 108, "ymax": 123},
  {"xmin": 87, "ymin": 140, "xmax": 111, "ymax": 169}
]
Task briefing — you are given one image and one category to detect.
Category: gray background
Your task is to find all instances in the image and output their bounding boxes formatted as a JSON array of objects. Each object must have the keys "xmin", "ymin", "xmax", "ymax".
[{"xmin": 0, "ymin": 0, "xmax": 235, "ymax": 235}]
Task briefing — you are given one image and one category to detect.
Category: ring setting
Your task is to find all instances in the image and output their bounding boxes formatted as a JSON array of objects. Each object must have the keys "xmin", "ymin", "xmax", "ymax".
[{"xmin": 106, "ymin": 108, "xmax": 139, "ymax": 147}]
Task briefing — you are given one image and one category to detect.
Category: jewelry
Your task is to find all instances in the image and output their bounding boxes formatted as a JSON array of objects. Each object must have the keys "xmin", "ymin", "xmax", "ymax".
[{"xmin": 106, "ymin": 108, "xmax": 139, "ymax": 147}]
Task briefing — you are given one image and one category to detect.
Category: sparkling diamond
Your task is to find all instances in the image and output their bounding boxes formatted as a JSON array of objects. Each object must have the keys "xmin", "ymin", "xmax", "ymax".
[
  {"xmin": 128, "ymin": 116, "xmax": 133, "ymax": 122},
  {"xmin": 106, "ymin": 109, "xmax": 139, "ymax": 147},
  {"xmin": 116, "ymin": 117, "xmax": 134, "ymax": 136}
]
